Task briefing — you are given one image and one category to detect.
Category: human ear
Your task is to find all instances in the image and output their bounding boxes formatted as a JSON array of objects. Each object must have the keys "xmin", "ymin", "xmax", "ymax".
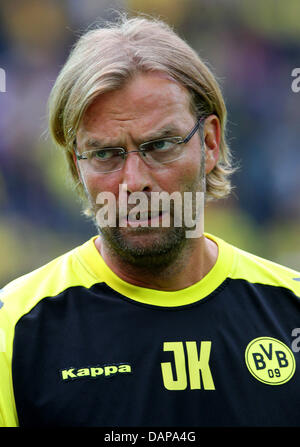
[{"xmin": 203, "ymin": 114, "xmax": 220, "ymax": 174}]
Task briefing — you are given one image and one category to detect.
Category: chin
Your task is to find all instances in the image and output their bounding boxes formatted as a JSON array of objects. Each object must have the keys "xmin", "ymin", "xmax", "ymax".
[{"xmin": 100, "ymin": 225, "xmax": 187, "ymax": 268}]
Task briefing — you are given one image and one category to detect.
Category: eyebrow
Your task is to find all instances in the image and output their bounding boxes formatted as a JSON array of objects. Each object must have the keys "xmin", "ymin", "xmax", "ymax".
[{"xmin": 82, "ymin": 124, "xmax": 183, "ymax": 150}]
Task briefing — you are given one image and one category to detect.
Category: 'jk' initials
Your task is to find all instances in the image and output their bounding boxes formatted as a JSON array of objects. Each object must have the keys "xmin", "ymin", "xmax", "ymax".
[{"xmin": 160, "ymin": 341, "xmax": 215, "ymax": 391}]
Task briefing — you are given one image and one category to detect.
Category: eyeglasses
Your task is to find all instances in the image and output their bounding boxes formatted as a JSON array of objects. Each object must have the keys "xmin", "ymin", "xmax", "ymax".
[{"xmin": 74, "ymin": 118, "xmax": 203, "ymax": 174}]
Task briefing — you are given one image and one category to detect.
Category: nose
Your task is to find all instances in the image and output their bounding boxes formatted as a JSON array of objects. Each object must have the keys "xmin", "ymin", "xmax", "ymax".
[{"xmin": 121, "ymin": 150, "xmax": 152, "ymax": 194}]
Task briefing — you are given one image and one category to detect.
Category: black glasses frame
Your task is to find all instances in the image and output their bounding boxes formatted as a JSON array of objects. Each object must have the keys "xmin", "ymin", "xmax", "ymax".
[{"xmin": 74, "ymin": 117, "xmax": 204, "ymax": 161}]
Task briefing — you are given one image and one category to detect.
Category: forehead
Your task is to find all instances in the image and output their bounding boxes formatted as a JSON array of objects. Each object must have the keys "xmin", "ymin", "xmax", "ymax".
[{"xmin": 78, "ymin": 72, "xmax": 193, "ymax": 138}]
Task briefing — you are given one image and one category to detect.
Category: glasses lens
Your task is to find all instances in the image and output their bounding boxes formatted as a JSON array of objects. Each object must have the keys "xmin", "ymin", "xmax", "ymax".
[
  {"xmin": 141, "ymin": 137, "xmax": 184, "ymax": 164},
  {"xmin": 88, "ymin": 148, "xmax": 124, "ymax": 172}
]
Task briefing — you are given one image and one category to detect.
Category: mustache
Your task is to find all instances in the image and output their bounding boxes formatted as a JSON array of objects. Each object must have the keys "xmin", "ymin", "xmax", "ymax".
[
  {"xmin": 93, "ymin": 201, "xmax": 175, "ymax": 225},
  {"xmin": 119, "ymin": 204, "xmax": 174, "ymax": 221},
  {"xmin": 93, "ymin": 187, "xmax": 201, "ymax": 223},
  {"xmin": 95, "ymin": 190, "xmax": 177, "ymax": 218},
  {"xmin": 93, "ymin": 187, "xmax": 205, "ymax": 237}
]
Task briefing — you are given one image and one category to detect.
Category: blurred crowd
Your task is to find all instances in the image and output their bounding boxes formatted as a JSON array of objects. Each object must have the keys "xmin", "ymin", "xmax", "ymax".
[{"xmin": 0, "ymin": 0, "xmax": 299, "ymax": 285}]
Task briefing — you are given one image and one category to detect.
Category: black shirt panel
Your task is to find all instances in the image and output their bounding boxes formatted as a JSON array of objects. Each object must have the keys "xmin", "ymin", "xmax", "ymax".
[{"xmin": 12, "ymin": 279, "xmax": 300, "ymax": 427}]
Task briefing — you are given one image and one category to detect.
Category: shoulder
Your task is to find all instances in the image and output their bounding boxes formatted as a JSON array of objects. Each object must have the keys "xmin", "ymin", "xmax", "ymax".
[
  {"xmin": 215, "ymin": 234, "xmax": 300, "ymax": 297},
  {"xmin": 0, "ymin": 236, "xmax": 102, "ymax": 324},
  {"xmin": 207, "ymin": 233, "xmax": 300, "ymax": 298}
]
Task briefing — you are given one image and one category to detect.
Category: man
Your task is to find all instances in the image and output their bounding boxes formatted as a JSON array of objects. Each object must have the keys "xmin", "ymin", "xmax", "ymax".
[{"xmin": 0, "ymin": 15, "xmax": 299, "ymax": 427}]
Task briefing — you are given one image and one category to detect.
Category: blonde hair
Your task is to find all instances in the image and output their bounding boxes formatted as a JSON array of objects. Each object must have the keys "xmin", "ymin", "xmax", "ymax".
[{"xmin": 48, "ymin": 14, "xmax": 235, "ymax": 211}]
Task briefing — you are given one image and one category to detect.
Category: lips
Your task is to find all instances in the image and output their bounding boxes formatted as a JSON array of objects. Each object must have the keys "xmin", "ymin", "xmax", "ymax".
[
  {"xmin": 119, "ymin": 209, "xmax": 169, "ymax": 227},
  {"xmin": 127, "ymin": 210, "xmax": 161, "ymax": 222}
]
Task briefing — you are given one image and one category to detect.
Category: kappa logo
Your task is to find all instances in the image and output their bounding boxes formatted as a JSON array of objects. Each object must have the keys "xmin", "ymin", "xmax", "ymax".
[
  {"xmin": 245, "ymin": 337, "xmax": 296, "ymax": 385},
  {"xmin": 61, "ymin": 363, "xmax": 132, "ymax": 381}
]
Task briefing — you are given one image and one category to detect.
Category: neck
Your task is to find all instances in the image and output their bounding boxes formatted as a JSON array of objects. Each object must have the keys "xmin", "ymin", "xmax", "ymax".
[{"xmin": 94, "ymin": 234, "xmax": 218, "ymax": 291}]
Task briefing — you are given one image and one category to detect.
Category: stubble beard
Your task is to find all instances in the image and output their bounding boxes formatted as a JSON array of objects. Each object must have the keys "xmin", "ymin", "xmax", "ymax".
[
  {"xmin": 93, "ymin": 183, "xmax": 203, "ymax": 271},
  {"xmin": 98, "ymin": 223, "xmax": 187, "ymax": 270}
]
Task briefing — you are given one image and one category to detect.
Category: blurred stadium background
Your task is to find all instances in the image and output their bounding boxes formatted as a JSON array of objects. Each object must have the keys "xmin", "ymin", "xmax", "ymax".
[{"xmin": 0, "ymin": 0, "xmax": 299, "ymax": 287}]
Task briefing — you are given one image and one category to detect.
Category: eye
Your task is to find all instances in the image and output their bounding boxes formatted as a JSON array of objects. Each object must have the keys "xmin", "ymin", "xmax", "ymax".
[
  {"xmin": 93, "ymin": 149, "xmax": 122, "ymax": 160},
  {"xmin": 146, "ymin": 139, "xmax": 175, "ymax": 152}
]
